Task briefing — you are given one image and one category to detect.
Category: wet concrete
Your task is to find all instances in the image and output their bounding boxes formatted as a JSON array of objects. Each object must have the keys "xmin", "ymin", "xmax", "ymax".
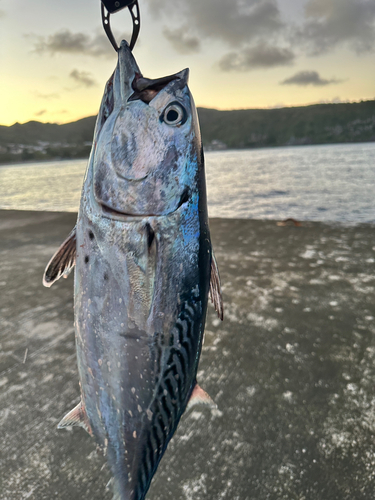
[{"xmin": 0, "ymin": 210, "xmax": 375, "ymax": 499}]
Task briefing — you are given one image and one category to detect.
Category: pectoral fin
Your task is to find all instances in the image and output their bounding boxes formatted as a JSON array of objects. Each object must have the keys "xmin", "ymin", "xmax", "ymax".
[
  {"xmin": 43, "ymin": 227, "xmax": 76, "ymax": 287},
  {"xmin": 209, "ymin": 251, "xmax": 224, "ymax": 320},
  {"xmin": 57, "ymin": 400, "xmax": 92, "ymax": 435},
  {"xmin": 186, "ymin": 383, "xmax": 217, "ymax": 411}
]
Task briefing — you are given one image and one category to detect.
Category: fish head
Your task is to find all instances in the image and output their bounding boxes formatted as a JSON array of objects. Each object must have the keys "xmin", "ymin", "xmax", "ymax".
[{"xmin": 91, "ymin": 41, "xmax": 201, "ymax": 218}]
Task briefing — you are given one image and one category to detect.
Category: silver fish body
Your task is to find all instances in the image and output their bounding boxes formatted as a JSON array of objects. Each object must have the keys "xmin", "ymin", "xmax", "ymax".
[{"xmin": 44, "ymin": 41, "xmax": 222, "ymax": 500}]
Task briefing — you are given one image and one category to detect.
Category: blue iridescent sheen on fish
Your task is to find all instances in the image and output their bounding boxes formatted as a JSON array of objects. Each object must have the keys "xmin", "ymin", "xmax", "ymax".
[{"xmin": 43, "ymin": 40, "xmax": 223, "ymax": 500}]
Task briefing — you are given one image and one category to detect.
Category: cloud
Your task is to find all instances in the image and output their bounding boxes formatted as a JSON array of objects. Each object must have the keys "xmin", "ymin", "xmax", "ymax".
[
  {"xmin": 35, "ymin": 30, "xmax": 88, "ymax": 54},
  {"xmin": 33, "ymin": 91, "xmax": 60, "ymax": 100},
  {"xmin": 219, "ymin": 43, "xmax": 295, "ymax": 71},
  {"xmin": 163, "ymin": 26, "xmax": 200, "ymax": 54},
  {"xmin": 52, "ymin": 110, "xmax": 69, "ymax": 116},
  {"xmin": 280, "ymin": 70, "xmax": 342, "ymax": 86},
  {"xmin": 69, "ymin": 69, "xmax": 97, "ymax": 88},
  {"xmin": 30, "ymin": 29, "xmax": 130, "ymax": 58},
  {"xmin": 147, "ymin": 0, "xmax": 284, "ymax": 46},
  {"xmin": 299, "ymin": 0, "xmax": 375, "ymax": 54},
  {"xmin": 34, "ymin": 110, "xmax": 47, "ymax": 117},
  {"xmin": 149, "ymin": 0, "xmax": 375, "ymax": 58}
]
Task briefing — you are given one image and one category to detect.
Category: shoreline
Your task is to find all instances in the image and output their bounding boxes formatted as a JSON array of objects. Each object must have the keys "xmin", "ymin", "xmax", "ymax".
[
  {"xmin": 1, "ymin": 139, "xmax": 374, "ymax": 167},
  {"xmin": 1, "ymin": 208, "xmax": 374, "ymax": 228}
]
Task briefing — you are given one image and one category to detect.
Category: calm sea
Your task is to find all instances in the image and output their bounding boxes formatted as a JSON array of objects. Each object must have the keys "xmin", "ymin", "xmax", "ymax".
[{"xmin": 0, "ymin": 142, "xmax": 374, "ymax": 222}]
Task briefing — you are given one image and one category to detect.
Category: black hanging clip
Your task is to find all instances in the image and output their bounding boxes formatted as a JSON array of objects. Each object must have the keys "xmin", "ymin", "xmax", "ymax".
[{"xmin": 101, "ymin": 0, "xmax": 140, "ymax": 52}]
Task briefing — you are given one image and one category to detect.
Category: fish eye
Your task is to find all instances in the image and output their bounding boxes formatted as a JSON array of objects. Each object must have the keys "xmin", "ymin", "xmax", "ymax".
[{"xmin": 162, "ymin": 102, "xmax": 187, "ymax": 126}]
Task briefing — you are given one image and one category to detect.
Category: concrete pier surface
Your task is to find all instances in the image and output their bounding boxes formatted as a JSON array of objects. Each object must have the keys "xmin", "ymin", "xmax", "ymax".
[{"xmin": 1, "ymin": 210, "xmax": 375, "ymax": 500}]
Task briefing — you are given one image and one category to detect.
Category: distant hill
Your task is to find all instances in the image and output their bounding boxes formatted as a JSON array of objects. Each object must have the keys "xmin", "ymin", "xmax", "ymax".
[
  {"xmin": 0, "ymin": 116, "xmax": 96, "ymax": 145},
  {"xmin": 1, "ymin": 100, "xmax": 374, "ymax": 164},
  {"xmin": 199, "ymin": 100, "xmax": 375, "ymax": 149}
]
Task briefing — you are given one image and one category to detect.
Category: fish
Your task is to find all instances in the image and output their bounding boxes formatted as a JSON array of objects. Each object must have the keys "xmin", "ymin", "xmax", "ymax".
[{"xmin": 43, "ymin": 40, "xmax": 223, "ymax": 500}]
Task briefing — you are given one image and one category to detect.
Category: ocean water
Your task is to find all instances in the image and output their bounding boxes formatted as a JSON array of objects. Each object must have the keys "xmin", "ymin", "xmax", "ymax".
[{"xmin": 0, "ymin": 142, "xmax": 374, "ymax": 222}]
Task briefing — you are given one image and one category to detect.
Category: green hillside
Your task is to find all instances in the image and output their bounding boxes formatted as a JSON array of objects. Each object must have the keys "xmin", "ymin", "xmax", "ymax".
[
  {"xmin": 0, "ymin": 116, "xmax": 95, "ymax": 145},
  {"xmin": 198, "ymin": 100, "xmax": 375, "ymax": 149},
  {"xmin": 0, "ymin": 100, "xmax": 374, "ymax": 164}
]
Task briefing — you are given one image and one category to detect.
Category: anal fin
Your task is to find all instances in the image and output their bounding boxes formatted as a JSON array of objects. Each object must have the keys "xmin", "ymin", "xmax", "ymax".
[
  {"xmin": 43, "ymin": 226, "xmax": 77, "ymax": 287},
  {"xmin": 57, "ymin": 400, "xmax": 92, "ymax": 435},
  {"xmin": 186, "ymin": 383, "xmax": 217, "ymax": 411}
]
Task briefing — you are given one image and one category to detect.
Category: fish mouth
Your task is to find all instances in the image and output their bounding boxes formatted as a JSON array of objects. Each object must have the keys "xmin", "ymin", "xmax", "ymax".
[{"xmin": 100, "ymin": 188, "xmax": 190, "ymax": 222}]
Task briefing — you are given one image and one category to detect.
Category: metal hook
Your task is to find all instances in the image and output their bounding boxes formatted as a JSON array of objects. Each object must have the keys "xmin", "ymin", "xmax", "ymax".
[
  {"xmin": 128, "ymin": 1, "xmax": 140, "ymax": 51},
  {"xmin": 101, "ymin": 0, "xmax": 140, "ymax": 52}
]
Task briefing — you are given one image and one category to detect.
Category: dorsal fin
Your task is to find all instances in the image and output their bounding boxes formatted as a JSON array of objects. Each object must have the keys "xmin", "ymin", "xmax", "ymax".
[
  {"xmin": 57, "ymin": 400, "xmax": 92, "ymax": 435},
  {"xmin": 43, "ymin": 226, "xmax": 76, "ymax": 288},
  {"xmin": 186, "ymin": 383, "xmax": 217, "ymax": 411},
  {"xmin": 209, "ymin": 251, "xmax": 224, "ymax": 320}
]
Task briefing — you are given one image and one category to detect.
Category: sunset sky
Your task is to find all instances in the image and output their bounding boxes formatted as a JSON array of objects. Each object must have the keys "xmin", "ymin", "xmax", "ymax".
[{"xmin": 1, "ymin": 0, "xmax": 374, "ymax": 126}]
